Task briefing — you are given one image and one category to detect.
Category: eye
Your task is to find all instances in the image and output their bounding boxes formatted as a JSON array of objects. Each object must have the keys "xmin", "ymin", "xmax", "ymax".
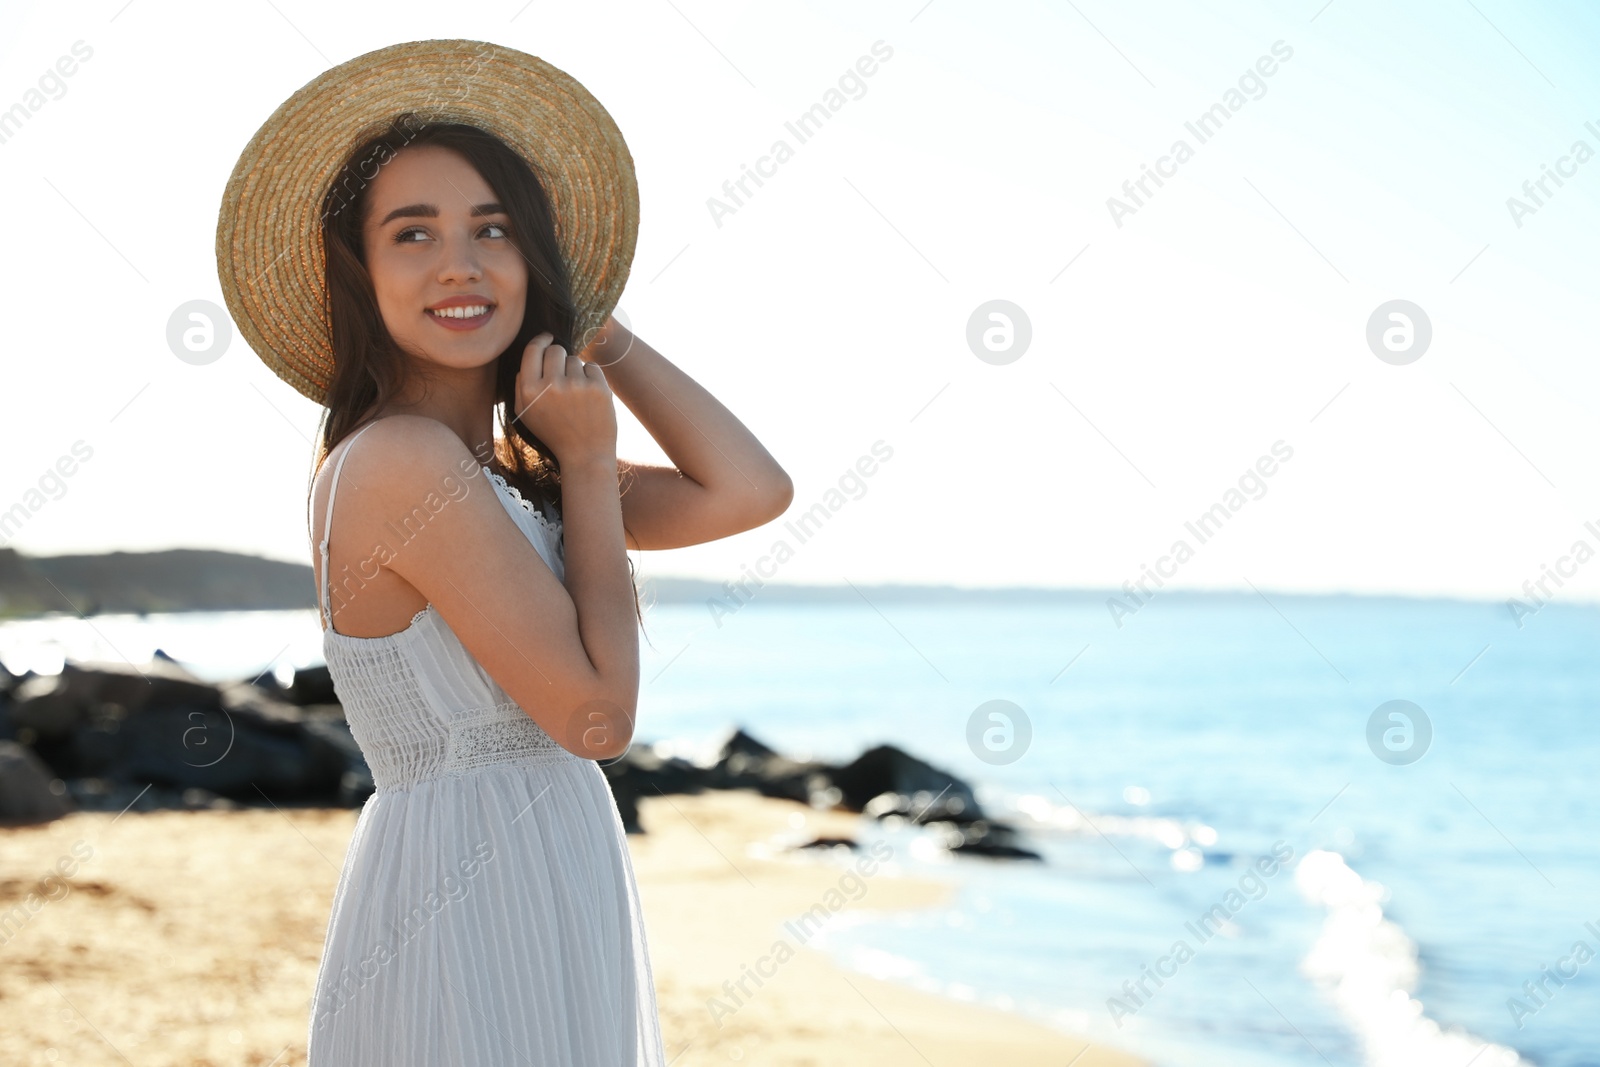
[
  {"xmin": 392, "ymin": 226, "xmax": 429, "ymax": 244},
  {"xmin": 480, "ymin": 222, "xmax": 510, "ymax": 239}
]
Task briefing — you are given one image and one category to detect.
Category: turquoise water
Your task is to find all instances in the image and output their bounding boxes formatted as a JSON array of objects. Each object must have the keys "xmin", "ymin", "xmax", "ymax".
[
  {"xmin": 632, "ymin": 595, "xmax": 1600, "ymax": 1067},
  {"xmin": 4, "ymin": 593, "xmax": 1596, "ymax": 1065}
]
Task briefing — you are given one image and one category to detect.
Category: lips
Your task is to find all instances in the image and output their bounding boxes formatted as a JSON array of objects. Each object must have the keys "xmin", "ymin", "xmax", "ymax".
[{"xmin": 425, "ymin": 296, "xmax": 496, "ymax": 331}]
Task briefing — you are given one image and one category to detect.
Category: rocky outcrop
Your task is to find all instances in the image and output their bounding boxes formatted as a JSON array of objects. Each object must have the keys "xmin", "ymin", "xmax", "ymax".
[
  {"xmin": 10, "ymin": 659, "xmax": 356, "ymax": 806},
  {"xmin": 7, "ymin": 660, "xmax": 1041, "ymax": 860}
]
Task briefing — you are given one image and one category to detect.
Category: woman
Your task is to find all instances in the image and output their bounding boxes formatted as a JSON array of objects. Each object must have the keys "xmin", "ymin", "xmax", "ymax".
[{"xmin": 215, "ymin": 41, "xmax": 792, "ymax": 1064}]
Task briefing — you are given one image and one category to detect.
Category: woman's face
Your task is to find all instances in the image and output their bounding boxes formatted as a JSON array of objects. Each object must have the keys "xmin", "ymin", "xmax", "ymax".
[{"xmin": 361, "ymin": 144, "xmax": 528, "ymax": 373}]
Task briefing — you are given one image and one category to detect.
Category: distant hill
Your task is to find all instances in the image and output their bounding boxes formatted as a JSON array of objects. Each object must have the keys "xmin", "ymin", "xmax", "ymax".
[
  {"xmin": 0, "ymin": 547, "xmax": 1104, "ymax": 619},
  {"xmin": 0, "ymin": 546, "xmax": 1520, "ymax": 619},
  {"xmin": 0, "ymin": 547, "xmax": 317, "ymax": 618}
]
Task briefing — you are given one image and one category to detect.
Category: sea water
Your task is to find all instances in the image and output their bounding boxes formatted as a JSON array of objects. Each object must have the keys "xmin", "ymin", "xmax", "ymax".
[
  {"xmin": 627, "ymin": 594, "xmax": 1600, "ymax": 1067},
  {"xmin": 3, "ymin": 592, "xmax": 1596, "ymax": 1065}
]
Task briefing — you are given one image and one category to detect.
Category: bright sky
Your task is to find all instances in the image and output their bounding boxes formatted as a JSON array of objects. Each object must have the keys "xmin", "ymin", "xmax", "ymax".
[{"xmin": 4, "ymin": 0, "xmax": 1600, "ymax": 605}]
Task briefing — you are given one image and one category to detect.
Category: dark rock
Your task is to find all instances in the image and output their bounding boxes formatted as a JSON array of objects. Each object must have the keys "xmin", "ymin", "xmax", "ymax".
[
  {"xmin": 706, "ymin": 752, "xmax": 834, "ymax": 806},
  {"xmin": 13, "ymin": 658, "xmax": 226, "ymax": 746},
  {"xmin": 611, "ymin": 744, "xmax": 707, "ymax": 795},
  {"xmin": 18, "ymin": 661, "xmax": 350, "ymax": 802},
  {"xmin": 815, "ymin": 742, "xmax": 1038, "ymax": 860},
  {"xmin": 67, "ymin": 658, "xmax": 222, "ymax": 718},
  {"xmin": 10, "ymin": 673, "xmax": 83, "ymax": 740},
  {"xmin": 610, "ymin": 785, "xmax": 640, "ymax": 835},
  {"xmin": 301, "ymin": 713, "xmax": 373, "ymax": 807},
  {"xmin": 925, "ymin": 818, "xmax": 1043, "ymax": 861},
  {"xmin": 298, "ymin": 702, "xmax": 349, "ymax": 724},
  {"xmin": 0, "ymin": 740, "xmax": 74, "ymax": 825},
  {"xmin": 283, "ymin": 664, "xmax": 337, "ymax": 706},
  {"xmin": 862, "ymin": 788, "xmax": 983, "ymax": 825},
  {"xmin": 339, "ymin": 766, "xmax": 375, "ymax": 807},
  {"xmin": 702, "ymin": 727, "xmax": 836, "ymax": 806},
  {"xmin": 793, "ymin": 836, "xmax": 859, "ymax": 851},
  {"xmin": 218, "ymin": 680, "xmax": 306, "ymax": 724},
  {"xmin": 600, "ymin": 744, "xmax": 709, "ymax": 834},
  {"xmin": 829, "ymin": 744, "xmax": 985, "ymax": 819},
  {"xmin": 711, "ymin": 726, "xmax": 778, "ymax": 763},
  {"xmin": 97, "ymin": 701, "xmax": 348, "ymax": 802}
]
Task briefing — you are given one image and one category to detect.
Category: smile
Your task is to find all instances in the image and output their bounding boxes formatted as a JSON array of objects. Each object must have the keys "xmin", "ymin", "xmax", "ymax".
[{"xmin": 427, "ymin": 304, "xmax": 495, "ymax": 331}]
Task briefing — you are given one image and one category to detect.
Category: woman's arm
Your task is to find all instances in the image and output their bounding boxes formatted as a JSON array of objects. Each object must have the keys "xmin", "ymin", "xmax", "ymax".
[
  {"xmin": 350, "ymin": 416, "xmax": 638, "ymax": 760},
  {"xmin": 580, "ymin": 317, "xmax": 794, "ymax": 550},
  {"xmin": 555, "ymin": 449, "xmax": 639, "ymax": 753}
]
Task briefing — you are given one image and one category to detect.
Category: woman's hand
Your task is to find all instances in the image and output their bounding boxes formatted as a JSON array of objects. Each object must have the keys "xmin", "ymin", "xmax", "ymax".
[{"xmin": 513, "ymin": 331, "xmax": 617, "ymax": 465}]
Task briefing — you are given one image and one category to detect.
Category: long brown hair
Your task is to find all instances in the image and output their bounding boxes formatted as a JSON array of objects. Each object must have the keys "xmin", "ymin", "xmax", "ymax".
[{"xmin": 308, "ymin": 113, "xmax": 645, "ymax": 631}]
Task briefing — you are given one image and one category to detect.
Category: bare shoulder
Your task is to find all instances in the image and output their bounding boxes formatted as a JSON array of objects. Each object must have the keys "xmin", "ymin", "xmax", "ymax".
[
  {"xmin": 338, "ymin": 415, "xmax": 480, "ymax": 492},
  {"xmin": 353, "ymin": 414, "xmax": 474, "ymax": 467},
  {"xmin": 313, "ymin": 415, "xmax": 485, "ymax": 532}
]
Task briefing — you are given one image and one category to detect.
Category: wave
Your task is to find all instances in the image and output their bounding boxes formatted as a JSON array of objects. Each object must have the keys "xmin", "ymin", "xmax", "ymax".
[
  {"xmin": 1001, "ymin": 790, "xmax": 1219, "ymax": 870},
  {"xmin": 1294, "ymin": 850, "xmax": 1528, "ymax": 1067}
]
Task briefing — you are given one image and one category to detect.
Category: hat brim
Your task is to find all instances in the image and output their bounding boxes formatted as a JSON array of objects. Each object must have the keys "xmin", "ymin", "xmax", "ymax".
[{"xmin": 215, "ymin": 38, "xmax": 638, "ymax": 405}]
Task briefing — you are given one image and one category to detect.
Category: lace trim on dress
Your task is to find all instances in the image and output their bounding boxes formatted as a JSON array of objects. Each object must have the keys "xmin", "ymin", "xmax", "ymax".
[
  {"xmin": 322, "ymin": 604, "xmax": 433, "ymax": 645},
  {"xmin": 445, "ymin": 701, "xmax": 572, "ymax": 778},
  {"xmin": 482, "ymin": 467, "xmax": 561, "ymax": 538}
]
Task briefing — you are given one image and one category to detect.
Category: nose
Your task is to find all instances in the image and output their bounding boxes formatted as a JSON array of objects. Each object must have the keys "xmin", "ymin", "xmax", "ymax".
[{"xmin": 435, "ymin": 229, "xmax": 482, "ymax": 284}]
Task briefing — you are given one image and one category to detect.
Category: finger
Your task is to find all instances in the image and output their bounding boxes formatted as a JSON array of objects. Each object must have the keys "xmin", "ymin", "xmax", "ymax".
[
  {"xmin": 523, "ymin": 331, "xmax": 554, "ymax": 379},
  {"xmin": 548, "ymin": 344, "xmax": 584, "ymax": 378},
  {"xmin": 534, "ymin": 342, "xmax": 566, "ymax": 380}
]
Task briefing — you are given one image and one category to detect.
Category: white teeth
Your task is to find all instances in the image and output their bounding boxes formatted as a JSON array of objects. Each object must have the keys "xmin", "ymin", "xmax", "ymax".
[{"xmin": 430, "ymin": 305, "xmax": 489, "ymax": 319}]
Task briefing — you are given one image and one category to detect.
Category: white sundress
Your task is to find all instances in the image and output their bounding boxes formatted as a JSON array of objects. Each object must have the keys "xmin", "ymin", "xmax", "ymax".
[{"xmin": 303, "ymin": 421, "xmax": 666, "ymax": 1066}]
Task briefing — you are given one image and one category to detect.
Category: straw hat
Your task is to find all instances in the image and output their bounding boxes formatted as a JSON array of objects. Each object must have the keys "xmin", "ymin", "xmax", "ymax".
[{"xmin": 214, "ymin": 38, "xmax": 638, "ymax": 405}]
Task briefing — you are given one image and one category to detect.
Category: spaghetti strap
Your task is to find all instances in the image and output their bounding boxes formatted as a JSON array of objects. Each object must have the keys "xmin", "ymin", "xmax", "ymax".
[{"xmin": 317, "ymin": 421, "xmax": 381, "ymax": 634}]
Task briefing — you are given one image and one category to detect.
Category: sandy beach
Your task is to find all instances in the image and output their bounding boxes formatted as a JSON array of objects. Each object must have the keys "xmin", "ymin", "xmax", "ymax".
[{"xmin": 0, "ymin": 788, "xmax": 1141, "ymax": 1066}]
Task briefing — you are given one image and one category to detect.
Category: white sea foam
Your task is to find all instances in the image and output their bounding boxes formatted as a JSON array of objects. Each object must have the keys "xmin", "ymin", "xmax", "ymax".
[
  {"xmin": 1294, "ymin": 850, "xmax": 1528, "ymax": 1067},
  {"xmin": 1006, "ymin": 791, "xmax": 1217, "ymax": 856}
]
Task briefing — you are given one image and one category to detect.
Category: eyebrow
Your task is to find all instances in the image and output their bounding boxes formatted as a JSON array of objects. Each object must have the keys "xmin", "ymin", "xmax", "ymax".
[{"xmin": 376, "ymin": 202, "xmax": 507, "ymax": 227}]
